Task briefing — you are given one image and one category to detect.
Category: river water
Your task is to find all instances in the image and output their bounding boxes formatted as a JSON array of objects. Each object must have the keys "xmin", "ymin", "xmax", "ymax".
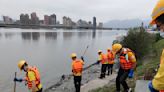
[{"xmin": 0, "ymin": 28, "xmax": 127, "ymax": 92}]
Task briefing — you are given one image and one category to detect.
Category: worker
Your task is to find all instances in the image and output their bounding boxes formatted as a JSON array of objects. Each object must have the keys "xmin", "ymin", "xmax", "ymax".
[
  {"xmin": 71, "ymin": 53, "xmax": 84, "ymax": 92},
  {"xmin": 148, "ymin": 0, "xmax": 164, "ymax": 91},
  {"xmin": 112, "ymin": 44, "xmax": 136, "ymax": 92},
  {"xmin": 106, "ymin": 48, "xmax": 115, "ymax": 75},
  {"xmin": 14, "ymin": 60, "xmax": 43, "ymax": 92},
  {"xmin": 150, "ymin": 0, "xmax": 164, "ymax": 32},
  {"xmin": 148, "ymin": 49, "xmax": 164, "ymax": 92},
  {"xmin": 97, "ymin": 50, "xmax": 108, "ymax": 79}
]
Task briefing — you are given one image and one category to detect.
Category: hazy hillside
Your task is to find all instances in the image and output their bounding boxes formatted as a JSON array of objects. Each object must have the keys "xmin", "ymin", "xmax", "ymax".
[{"xmin": 104, "ymin": 19, "xmax": 150, "ymax": 28}]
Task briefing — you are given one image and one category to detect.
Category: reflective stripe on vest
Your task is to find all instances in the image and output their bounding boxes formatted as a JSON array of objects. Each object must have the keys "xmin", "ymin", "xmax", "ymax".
[{"xmin": 26, "ymin": 66, "xmax": 41, "ymax": 89}]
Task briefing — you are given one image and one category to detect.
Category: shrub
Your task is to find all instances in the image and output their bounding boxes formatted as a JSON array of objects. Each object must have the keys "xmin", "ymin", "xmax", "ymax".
[{"xmin": 121, "ymin": 28, "xmax": 156, "ymax": 60}]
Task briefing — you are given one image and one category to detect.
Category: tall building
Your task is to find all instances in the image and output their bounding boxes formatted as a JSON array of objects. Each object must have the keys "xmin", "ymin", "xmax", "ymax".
[
  {"xmin": 20, "ymin": 14, "xmax": 25, "ymax": 24},
  {"xmin": 50, "ymin": 14, "xmax": 56, "ymax": 25},
  {"xmin": 98, "ymin": 22, "xmax": 103, "ymax": 28},
  {"xmin": 63, "ymin": 16, "xmax": 67, "ymax": 26},
  {"xmin": 31, "ymin": 12, "xmax": 39, "ymax": 25},
  {"xmin": 44, "ymin": 15, "xmax": 50, "ymax": 25},
  {"xmin": 77, "ymin": 19, "xmax": 89, "ymax": 27},
  {"xmin": 20, "ymin": 14, "xmax": 30, "ymax": 25},
  {"xmin": 93, "ymin": 17, "xmax": 97, "ymax": 29},
  {"xmin": 3, "ymin": 16, "xmax": 13, "ymax": 24},
  {"xmin": 63, "ymin": 16, "xmax": 74, "ymax": 27}
]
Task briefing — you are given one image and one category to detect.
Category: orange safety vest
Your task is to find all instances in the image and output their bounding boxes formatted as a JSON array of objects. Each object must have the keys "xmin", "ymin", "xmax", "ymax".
[
  {"xmin": 107, "ymin": 51, "xmax": 114, "ymax": 64},
  {"xmin": 119, "ymin": 48, "xmax": 135, "ymax": 70},
  {"xmin": 100, "ymin": 54, "xmax": 108, "ymax": 64},
  {"xmin": 72, "ymin": 60, "xmax": 84, "ymax": 75},
  {"xmin": 25, "ymin": 66, "xmax": 41, "ymax": 89}
]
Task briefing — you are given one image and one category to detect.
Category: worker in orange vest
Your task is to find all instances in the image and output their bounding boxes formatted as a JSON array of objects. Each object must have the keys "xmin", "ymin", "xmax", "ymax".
[
  {"xmin": 14, "ymin": 60, "xmax": 43, "ymax": 92},
  {"xmin": 112, "ymin": 44, "xmax": 136, "ymax": 92},
  {"xmin": 97, "ymin": 50, "xmax": 108, "ymax": 79},
  {"xmin": 71, "ymin": 53, "xmax": 84, "ymax": 92},
  {"xmin": 106, "ymin": 48, "xmax": 115, "ymax": 76}
]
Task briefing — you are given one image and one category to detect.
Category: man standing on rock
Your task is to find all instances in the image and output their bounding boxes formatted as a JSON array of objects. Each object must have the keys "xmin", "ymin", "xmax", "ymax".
[
  {"xmin": 112, "ymin": 44, "xmax": 136, "ymax": 92},
  {"xmin": 71, "ymin": 53, "xmax": 84, "ymax": 92}
]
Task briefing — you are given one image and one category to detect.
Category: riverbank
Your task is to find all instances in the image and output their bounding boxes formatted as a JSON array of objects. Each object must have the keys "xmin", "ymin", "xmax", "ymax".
[
  {"xmin": 90, "ymin": 37, "xmax": 164, "ymax": 92},
  {"xmin": 44, "ymin": 62, "xmax": 119, "ymax": 92},
  {"xmin": 44, "ymin": 63, "xmax": 101, "ymax": 92}
]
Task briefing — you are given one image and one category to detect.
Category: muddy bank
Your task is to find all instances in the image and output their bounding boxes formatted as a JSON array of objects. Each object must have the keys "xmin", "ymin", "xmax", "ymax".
[
  {"xmin": 44, "ymin": 61, "xmax": 119, "ymax": 92},
  {"xmin": 44, "ymin": 62, "xmax": 101, "ymax": 92}
]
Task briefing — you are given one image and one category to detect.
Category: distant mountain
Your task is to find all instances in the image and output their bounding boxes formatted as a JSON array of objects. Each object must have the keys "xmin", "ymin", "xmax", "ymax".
[{"xmin": 104, "ymin": 19, "xmax": 151, "ymax": 28}]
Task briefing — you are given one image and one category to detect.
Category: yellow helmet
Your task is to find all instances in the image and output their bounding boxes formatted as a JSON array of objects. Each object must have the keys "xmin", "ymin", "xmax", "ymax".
[
  {"xmin": 107, "ymin": 48, "xmax": 110, "ymax": 51},
  {"xmin": 98, "ymin": 50, "xmax": 102, "ymax": 53},
  {"xmin": 150, "ymin": 0, "xmax": 164, "ymax": 25},
  {"xmin": 18, "ymin": 60, "xmax": 26, "ymax": 70},
  {"xmin": 112, "ymin": 43, "xmax": 122, "ymax": 53},
  {"xmin": 71, "ymin": 53, "xmax": 77, "ymax": 58}
]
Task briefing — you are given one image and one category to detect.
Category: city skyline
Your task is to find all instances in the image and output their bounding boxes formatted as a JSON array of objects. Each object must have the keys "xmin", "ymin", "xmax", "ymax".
[
  {"xmin": 0, "ymin": 0, "xmax": 158, "ymax": 23},
  {"xmin": 1, "ymin": 12, "xmax": 104, "ymax": 29}
]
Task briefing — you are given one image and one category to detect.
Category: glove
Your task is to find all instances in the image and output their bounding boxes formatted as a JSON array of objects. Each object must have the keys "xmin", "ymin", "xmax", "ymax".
[
  {"xmin": 14, "ymin": 78, "xmax": 23, "ymax": 82},
  {"xmin": 96, "ymin": 60, "xmax": 100, "ymax": 64},
  {"xmin": 81, "ymin": 56, "xmax": 84, "ymax": 62}
]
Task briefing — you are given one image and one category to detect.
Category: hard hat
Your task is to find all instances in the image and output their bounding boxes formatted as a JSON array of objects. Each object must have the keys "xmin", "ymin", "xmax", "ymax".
[
  {"xmin": 150, "ymin": 0, "xmax": 164, "ymax": 25},
  {"xmin": 18, "ymin": 60, "xmax": 26, "ymax": 70},
  {"xmin": 98, "ymin": 50, "xmax": 102, "ymax": 53},
  {"xmin": 71, "ymin": 53, "xmax": 77, "ymax": 58},
  {"xmin": 112, "ymin": 43, "xmax": 122, "ymax": 53},
  {"xmin": 107, "ymin": 48, "xmax": 110, "ymax": 51}
]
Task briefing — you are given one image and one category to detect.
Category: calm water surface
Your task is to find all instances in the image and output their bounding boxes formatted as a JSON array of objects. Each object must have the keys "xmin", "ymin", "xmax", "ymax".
[{"xmin": 0, "ymin": 28, "xmax": 127, "ymax": 92}]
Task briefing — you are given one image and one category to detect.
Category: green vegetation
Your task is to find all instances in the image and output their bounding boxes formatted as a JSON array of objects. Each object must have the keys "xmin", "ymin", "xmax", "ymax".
[
  {"xmin": 121, "ymin": 28, "xmax": 156, "ymax": 60},
  {"xmin": 90, "ymin": 29, "xmax": 164, "ymax": 92}
]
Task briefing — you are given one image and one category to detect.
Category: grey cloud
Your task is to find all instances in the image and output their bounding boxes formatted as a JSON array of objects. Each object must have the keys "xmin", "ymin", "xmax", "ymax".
[{"xmin": 0, "ymin": 0, "xmax": 159, "ymax": 22}]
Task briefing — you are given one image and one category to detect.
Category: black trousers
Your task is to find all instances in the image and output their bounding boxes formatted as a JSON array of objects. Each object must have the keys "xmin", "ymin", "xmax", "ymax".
[
  {"xmin": 107, "ymin": 64, "xmax": 113, "ymax": 75},
  {"xmin": 100, "ymin": 64, "xmax": 107, "ymax": 78},
  {"xmin": 37, "ymin": 88, "xmax": 42, "ymax": 92},
  {"xmin": 74, "ymin": 76, "xmax": 82, "ymax": 92},
  {"xmin": 116, "ymin": 68, "xmax": 130, "ymax": 91}
]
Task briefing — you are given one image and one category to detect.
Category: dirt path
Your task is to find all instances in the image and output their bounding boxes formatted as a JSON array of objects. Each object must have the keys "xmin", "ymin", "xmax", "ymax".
[{"xmin": 81, "ymin": 74, "xmax": 117, "ymax": 92}]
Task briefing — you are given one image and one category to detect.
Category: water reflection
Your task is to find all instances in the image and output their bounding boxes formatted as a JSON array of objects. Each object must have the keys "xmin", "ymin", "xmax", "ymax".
[
  {"xmin": 22, "ymin": 32, "xmax": 32, "ymax": 40},
  {"xmin": 63, "ymin": 32, "xmax": 74, "ymax": 40},
  {"xmin": 4, "ymin": 32, "xmax": 15, "ymax": 39},
  {"xmin": 92, "ymin": 30, "xmax": 96, "ymax": 39},
  {"xmin": 77, "ymin": 32, "xmax": 88, "ymax": 38},
  {"xmin": 21, "ymin": 32, "xmax": 40, "ymax": 41},
  {"xmin": 32, "ymin": 32, "xmax": 40, "ymax": 41},
  {"xmin": 45, "ymin": 32, "xmax": 57, "ymax": 40}
]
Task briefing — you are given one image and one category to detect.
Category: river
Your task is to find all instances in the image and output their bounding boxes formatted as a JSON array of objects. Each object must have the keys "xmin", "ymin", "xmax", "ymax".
[{"xmin": 0, "ymin": 28, "xmax": 127, "ymax": 92}]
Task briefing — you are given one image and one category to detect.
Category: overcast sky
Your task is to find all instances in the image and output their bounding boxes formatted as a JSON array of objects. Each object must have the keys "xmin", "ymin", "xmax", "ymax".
[{"xmin": 0, "ymin": 0, "xmax": 158, "ymax": 23}]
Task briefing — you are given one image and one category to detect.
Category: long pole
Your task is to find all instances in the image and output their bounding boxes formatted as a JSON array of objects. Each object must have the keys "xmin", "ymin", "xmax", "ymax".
[
  {"xmin": 14, "ymin": 72, "xmax": 17, "ymax": 92},
  {"xmin": 82, "ymin": 45, "xmax": 89, "ymax": 57}
]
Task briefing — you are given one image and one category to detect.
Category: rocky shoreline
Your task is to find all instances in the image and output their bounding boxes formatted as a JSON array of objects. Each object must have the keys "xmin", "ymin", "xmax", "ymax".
[
  {"xmin": 44, "ymin": 61, "xmax": 119, "ymax": 92},
  {"xmin": 44, "ymin": 62, "xmax": 102, "ymax": 92}
]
